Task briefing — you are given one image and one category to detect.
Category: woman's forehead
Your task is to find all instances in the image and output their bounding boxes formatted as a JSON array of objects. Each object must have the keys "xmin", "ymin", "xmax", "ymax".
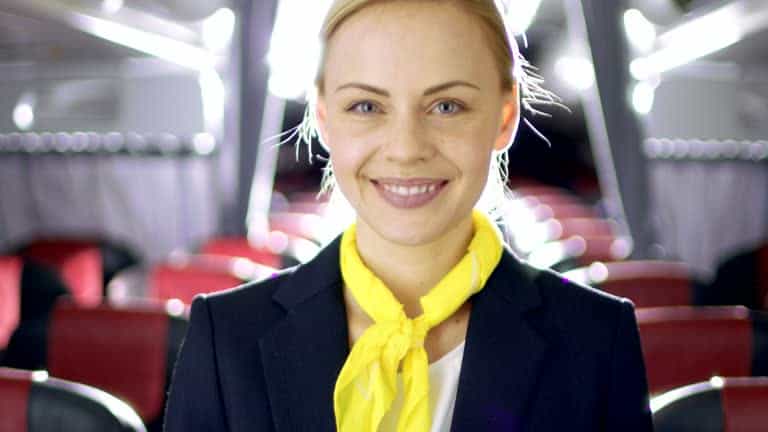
[{"xmin": 323, "ymin": 1, "xmax": 500, "ymax": 92}]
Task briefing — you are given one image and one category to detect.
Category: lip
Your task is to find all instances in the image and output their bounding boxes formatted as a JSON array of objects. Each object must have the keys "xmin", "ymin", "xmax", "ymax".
[{"xmin": 371, "ymin": 178, "xmax": 449, "ymax": 209}]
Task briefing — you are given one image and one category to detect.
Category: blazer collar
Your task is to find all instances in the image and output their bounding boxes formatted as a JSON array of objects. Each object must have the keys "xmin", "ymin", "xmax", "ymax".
[
  {"xmin": 259, "ymin": 235, "xmax": 348, "ymax": 431},
  {"xmin": 260, "ymin": 237, "xmax": 550, "ymax": 431},
  {"xmin": 450, "ymin": 248, "xmax": 550, "ymax": 431}
]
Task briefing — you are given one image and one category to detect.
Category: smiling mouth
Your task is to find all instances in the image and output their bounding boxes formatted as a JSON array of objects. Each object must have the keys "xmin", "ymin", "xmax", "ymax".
[{"xmin": 371, "ymin": 178, "xmax": 449, "ymax": 208}]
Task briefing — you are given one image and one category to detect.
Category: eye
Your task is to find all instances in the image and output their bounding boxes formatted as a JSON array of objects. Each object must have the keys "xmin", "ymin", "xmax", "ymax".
[
  {"xmin": 432, "ymin": 100, "xmax": 464, "ymax": 115},
  {"xmin": 348, "ymin": 101, "xmax": 381, "ymax": 114}
]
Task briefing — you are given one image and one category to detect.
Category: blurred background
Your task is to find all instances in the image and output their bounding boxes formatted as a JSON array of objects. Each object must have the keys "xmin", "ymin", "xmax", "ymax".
[{"xmin": 0, "ymin": 0, "xmax": 767, "ymax": 431}]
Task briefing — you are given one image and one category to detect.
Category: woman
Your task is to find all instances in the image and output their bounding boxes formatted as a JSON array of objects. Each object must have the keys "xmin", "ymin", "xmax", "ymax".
[{"xmin": 164, "ymin": 1, "xmax": 654, "ymax": 431}]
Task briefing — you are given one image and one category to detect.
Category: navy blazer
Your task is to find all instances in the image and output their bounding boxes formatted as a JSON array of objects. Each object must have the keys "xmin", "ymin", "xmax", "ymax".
[{"xmin": 164, "ymin": 236, "xmax": 654, "ymax": 431}]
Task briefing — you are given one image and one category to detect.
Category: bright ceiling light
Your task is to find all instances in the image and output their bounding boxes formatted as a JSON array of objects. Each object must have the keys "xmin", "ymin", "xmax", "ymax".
[
  {"xmin": 13, "ymin": 93, "xmax": 36, "ymax": 131},
  {"xmin": 630, "ymin": 4, "xmax": 743, "ymax": 80},
  {"xmin": 555, "ymin": 57, "xmax": 595, "ymax": 91},
  {"xmin": 501, "ymin": 0, "xmax": 543, "ymax": 35},
  {"xmin": 101, "ymin": 0, "xmax": 123, "ymax": 15},
  {"xmin": 267, "ymin": 0, "xmax": 332, "ymax": 99},
  {"xmin": 202, "ymin": 7, "xmax": 236, "ymax": 51},
  {"xmin": 75, "ymin": 13, "xmax": 215, "ymax": 70},
  {"xmin": 199, "ymin": 68, "xmax": 226, "ymax": 132},
  {"xmin": 623, "ymin": 9, "xmax": 656, "ymax": 52},
  {"xmin": 631, "ymin": 81, "xmax": 656, "ymax": 115}
]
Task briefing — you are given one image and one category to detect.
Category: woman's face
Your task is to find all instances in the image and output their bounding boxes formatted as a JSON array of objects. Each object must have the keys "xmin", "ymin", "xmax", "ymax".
[{"xmin": 317, "ymin": 0, "xmax": 519, "ymax": 247}]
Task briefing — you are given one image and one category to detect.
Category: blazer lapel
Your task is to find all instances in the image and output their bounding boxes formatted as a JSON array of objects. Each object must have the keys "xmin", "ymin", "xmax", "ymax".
[
  {"xmin": 259, "ymin": 237, "xmax": 350, "ymax": 431},
  {"xmin": 451, "ymin": 250, "xmax": 550, "ymax": 431}
]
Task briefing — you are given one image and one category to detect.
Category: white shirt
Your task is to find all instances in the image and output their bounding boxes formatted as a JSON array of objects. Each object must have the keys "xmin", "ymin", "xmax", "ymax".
[{"xmin": 379, "ymin": 341, "xmax": 466, "ymax": 432}]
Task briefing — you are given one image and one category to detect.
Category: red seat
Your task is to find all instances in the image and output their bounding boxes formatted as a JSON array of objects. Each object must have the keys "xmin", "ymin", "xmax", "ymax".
[
  {"xmin": 564, "ymin": 261, "xmax": 693, "ymax": 308},
  {"xmin": 0, "ymin": 367, "xmax": 146, "ymax": 432},
  {"xmin": 47, "ymin": 301, "xmax": 187, "ymax": 430},
  {"xmin": 200, "ymin": 237, "xmax": 282, "ymax": 268},
  {"xmin": 149, "ymin": 254, "xmax": 276, "ymax": 304},
  {"xmin": 0, "ymin": 367, "xmax": 29, "ymax": 431},
  {"xmin": 201, "ymin": 232, "xmax": 321, "ymax": 268},
  {"xmin": 636, "ymin": 306, "xmax": 768, "ymax": 395},
  {"xmin": 652, "ymin": 377, "xmax": 768, "ymax": 432},
  {"xmin": 22, "ymin": 239, "xmax": 102, "ymax": 307},
  {"xmin": 0, "ymin": 256, "xmax": 22, "ymax": 350}
]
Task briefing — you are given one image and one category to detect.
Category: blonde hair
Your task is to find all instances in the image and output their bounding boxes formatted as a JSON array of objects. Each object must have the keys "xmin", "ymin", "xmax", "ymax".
[{"xmin": 294, "ymin": 0, "xmax": 559, "ymax": 223}]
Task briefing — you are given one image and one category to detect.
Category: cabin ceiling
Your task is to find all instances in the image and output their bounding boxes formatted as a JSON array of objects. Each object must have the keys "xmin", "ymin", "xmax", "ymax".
[{"xmin": 0, "ymin": 9, "xmax": 143, "ymax": 63}]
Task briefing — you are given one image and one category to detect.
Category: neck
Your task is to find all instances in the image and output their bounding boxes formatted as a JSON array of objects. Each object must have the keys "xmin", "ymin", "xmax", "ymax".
[{"xmin": 352, "ymin": 213, "xmax": 475, "ymax": 317}]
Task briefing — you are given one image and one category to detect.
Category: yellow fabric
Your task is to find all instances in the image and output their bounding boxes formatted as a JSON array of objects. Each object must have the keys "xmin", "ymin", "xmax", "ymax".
[{"xmin": 334, "ymin": 210, "xmax": 503, "ymax": 432}]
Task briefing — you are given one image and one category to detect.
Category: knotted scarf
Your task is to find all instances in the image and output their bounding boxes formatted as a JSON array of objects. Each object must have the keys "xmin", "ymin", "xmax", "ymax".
[{"xmin": 334, "ymin": 210, "xmax": 503, "ymax": 431}]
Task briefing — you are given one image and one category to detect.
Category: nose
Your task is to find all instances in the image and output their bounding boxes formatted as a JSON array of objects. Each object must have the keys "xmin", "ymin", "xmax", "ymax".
[{"xmin": 383, "ymin": 114, "xmax": 435, "ymax": 164}]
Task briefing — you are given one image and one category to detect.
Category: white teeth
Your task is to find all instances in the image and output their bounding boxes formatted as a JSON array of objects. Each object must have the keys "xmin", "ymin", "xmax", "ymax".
[{"xmin": 380, "ymin": 182, "xmax": 440, "ymax": 196}]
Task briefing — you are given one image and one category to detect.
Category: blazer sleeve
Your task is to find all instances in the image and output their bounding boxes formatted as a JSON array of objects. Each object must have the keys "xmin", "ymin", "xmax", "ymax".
[
  {"xmin": 605, "ymin": 300, "xmax": 655, "ymax": 431},
  {"xmin": 164, "ymin": 296, "xmax": 229, "ymax": 432}
]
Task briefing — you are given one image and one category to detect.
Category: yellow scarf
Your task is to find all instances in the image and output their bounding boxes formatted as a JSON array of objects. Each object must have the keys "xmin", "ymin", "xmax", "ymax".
[{"xmin": 334, "ymin": 210, "xmax": 503, "ymax": 431}]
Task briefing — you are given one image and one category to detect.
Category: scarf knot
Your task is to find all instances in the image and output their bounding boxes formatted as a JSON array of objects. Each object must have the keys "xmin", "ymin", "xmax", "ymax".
[{"xmin": 334, "ymin": 210, "xmax": 503, "ymax": 432}]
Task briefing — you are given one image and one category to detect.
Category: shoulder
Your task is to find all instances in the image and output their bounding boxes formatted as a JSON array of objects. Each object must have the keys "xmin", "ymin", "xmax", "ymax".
[
  {"xmin": 502, "ymin": 253, "xmax": 635, "ymax": 337},
  {"xmin": 188, "ymin": 266, "xmax": 298, "ymax": 340}
]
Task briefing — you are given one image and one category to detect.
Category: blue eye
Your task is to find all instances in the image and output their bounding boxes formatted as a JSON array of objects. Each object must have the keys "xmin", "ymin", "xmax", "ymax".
[
  {"xmin": 433, "ymin": 100, "xmax": 463, "ymax": 115},
  {"xmin": 349, "ymin": 101, "xmax": 380, "ymax": 114}
]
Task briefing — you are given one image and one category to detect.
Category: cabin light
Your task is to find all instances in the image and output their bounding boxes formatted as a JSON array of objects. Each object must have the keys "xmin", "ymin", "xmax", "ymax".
[
  {"xmin": 199, "ymin": 67, "xmax": 226, "ymax": 131},
  {"xmin": 13, "ymin": 93, "xmax": 35, "ymax": 131},
  {"xmin": 101, "ymin": 0, "xmax": 123, "ymax": 15},
  {"xmin": 631, "ymin": 81, "xmax": 656, "ymax": 115},
  {"xmin": 267, "ymin": 0, "xmax": 332, "ymax": 99},
  {"xmin": 202, "ymin": 7, "xmax": 236, "ymax": 51},
  {"xmin": 501, "ymin": 0, "xmax": 542, "ymax": 35},
  {"xmin": 77, "ymin": 14, "xmax": 215, "ymax": 70},
  {"xmin": 555, "ymin": 57, "xmax": 596, "ymax": 91},
  {"xmin": 630, "ymin": 4, "xmax": 743, "ymax": 80},
  {"xmin": 623, "ymin": 9, "xmax": 656, "ymax": 52}
]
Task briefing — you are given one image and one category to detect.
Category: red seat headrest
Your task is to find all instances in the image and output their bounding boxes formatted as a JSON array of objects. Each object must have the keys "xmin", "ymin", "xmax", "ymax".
[{"xmin": 24, "ymin": 240, "xmax": 102, "ymax": 307}]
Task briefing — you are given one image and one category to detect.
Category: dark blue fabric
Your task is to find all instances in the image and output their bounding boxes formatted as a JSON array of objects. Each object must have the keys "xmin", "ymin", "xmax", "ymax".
[{"xmin": 164, "ymin": 236, "xmax": 654, "ymax": 431}]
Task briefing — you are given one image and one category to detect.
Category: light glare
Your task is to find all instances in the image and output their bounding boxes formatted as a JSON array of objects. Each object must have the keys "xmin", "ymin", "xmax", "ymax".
[
  {"xmin": 503, "ymin": 0, "xmax": 542, "ymax": 35},
  {"xmin": 202, "ymin": 8, "xmax": 236, "ymax": 51},
  {"xmin": 267, "ymin": 0, "xmax": 332, "ymax": 99},
  {"xmin": 632, "ymin": 81, "xmax": 656, "ymax": 115},
  {"xmin": 623, "ymin": 9, "xmax": 656, "ymax": 52},
  {"xmin": 630, "ymin": 5, "xmax": 743, "ymax": 79},
  {"xmin": 555, "ymin": 57, "xmax": 595, "ymax": 91}
]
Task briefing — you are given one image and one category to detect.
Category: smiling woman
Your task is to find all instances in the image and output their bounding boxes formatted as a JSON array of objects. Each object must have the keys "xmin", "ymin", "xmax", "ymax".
[{"xmin": 164, "ymin": 1, "xmax": 655, "ymax": 432}]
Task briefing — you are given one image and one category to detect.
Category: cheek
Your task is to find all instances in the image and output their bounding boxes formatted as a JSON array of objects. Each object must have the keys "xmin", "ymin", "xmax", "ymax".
[{"xmin": 326, "ymin": 128, "xmax": 374, "ymax": 182}]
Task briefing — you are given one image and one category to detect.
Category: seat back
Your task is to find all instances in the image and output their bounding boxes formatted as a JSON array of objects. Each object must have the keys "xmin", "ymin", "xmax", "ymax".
[
  {"xmin": 0, "ymin": 367, "xmax": 147, "ymax": 432},
  {"xmin": 47, "ymin": 301, "xmax": 187, "ymax": 428},
  {"xmin": 564, "ymin": 261, "xmax": 693, "ymax": 308},
  {"xmin": 0, "ymin": 367, "xmax": 30, "ymax": 431},
  {"xmin": 200, "ymin": 237, "xmax": 281, "ymax": 268},
  {"xmin": 23, "ymin": 240, "xmax": 102, "ymax": 307},
  {"xmin": 148, "ymin": 254, "xmax": 246, "ymax": 304},
  {"xmin": 637, "ymin": 307, "xmax": 754, "ymax": 395},
  {"xmin": 0, "ymin": 256, "xmax": 22, "ymax": 350},
  {"xmin": 652, "ymin": 377, "xmax": 768, "ymax": 432}
]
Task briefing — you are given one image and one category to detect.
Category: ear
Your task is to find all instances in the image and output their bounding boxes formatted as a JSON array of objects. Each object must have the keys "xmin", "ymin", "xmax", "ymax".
[{"xmin": 493, "ymin": 85, "xmax": 520, "ymax": 152}]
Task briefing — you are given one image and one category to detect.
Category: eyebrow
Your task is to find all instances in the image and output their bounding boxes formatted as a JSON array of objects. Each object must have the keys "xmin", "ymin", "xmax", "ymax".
[{"xmin": 334, "ymin": 80, "xmax": 481, "ymax": 97}]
